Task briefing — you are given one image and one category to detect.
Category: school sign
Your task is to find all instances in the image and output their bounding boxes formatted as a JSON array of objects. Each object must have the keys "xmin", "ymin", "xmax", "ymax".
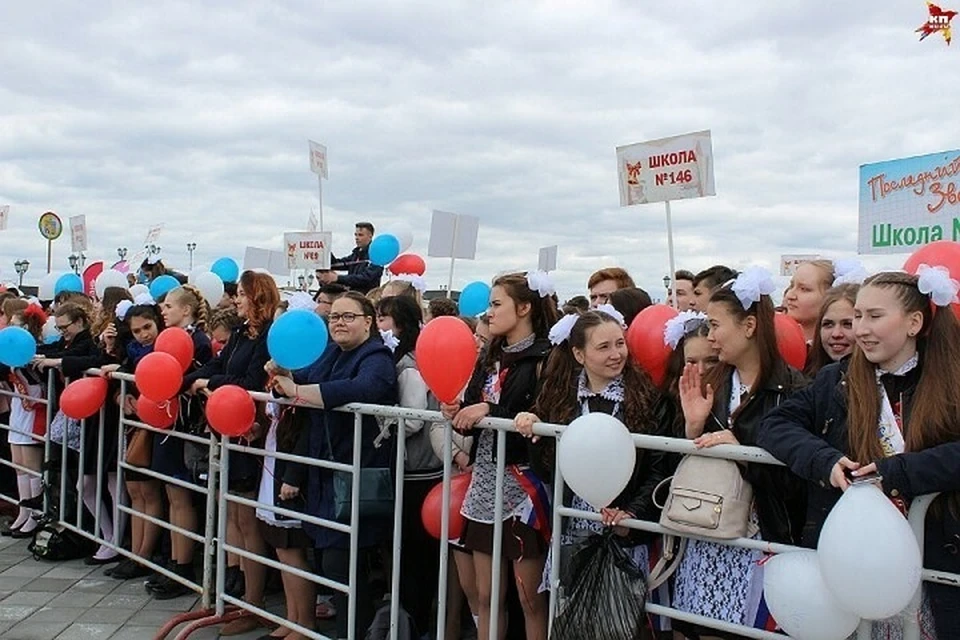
[{"xmin": 859, "ymin": 149, "xmax": 960, "ymax": 254}]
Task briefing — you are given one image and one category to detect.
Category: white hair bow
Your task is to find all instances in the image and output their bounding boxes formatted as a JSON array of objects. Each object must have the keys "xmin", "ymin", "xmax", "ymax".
[
  {"xmin": 526, "ymin": 270, "xmax": 555, "ymax": 298},
  {"xmin": 595, "ymin": 304, "xmax": 627, "ymax": 328},
  {"xmin": 731, "ymin": 266, "xmax": 776, "ymax": 309},
  {"xmin": 380, "ymin": 329, "xmax": 400, "ymax": 352},
  {"xmin": 146, "ymin": 255, "xmax": 162, "ymax": 265},
  {"xmin": 287, "ymin": 292, "xmax": 316, "ymax": 312},
  {"xmin": 663, "ymin": 310, "xmax": 708, "ymax": 350},
  {"xmin": 917, "ymin": 264, "xmax": 960, "ymax": 307},
  {"xmin": 394, "ymin": 273, "xmax": 427, "ymax": 293},
  {"xmin": 133, "ymin": 293, "xmax": 155, "ymax": 306},
  {"xmin": 115, "ymin": 300, "xmax": 133, "ymax": 321},
  {"xmin": 833, "ymin": 258, "xmax": 869, "ymax": 286},
  {"xmin": 548, "ymin": 313, "xmax": 579, "ymax": 345}
]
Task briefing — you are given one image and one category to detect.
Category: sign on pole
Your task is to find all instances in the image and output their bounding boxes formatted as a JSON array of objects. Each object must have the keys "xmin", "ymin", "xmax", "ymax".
[
  {"xmin": 0, "ymin": 205, "xmax": 8, "ymax": 231},
  {"xmin": 428, "ymin": 210, "xmax": 480, "ymax": 297},
  {"xmin": 858, "ymin": 149, "xmax": 960, "ymax": 254},
  {"xmin": 538, "ymin": 245, "xmax": 558, "ymax": 272},
  {"xmin": 244, "ymin": 247, "xmax": 291, "ymax": 276},
  {"xmin": 308, "ymin": 141, "xmax": 328, "ymax": 179},
  {"xmin": 144, "ymin": 224, "xmax": 163, "ymax": 246},
  {"xmin": 284, "ymin": 231, "xmax": 333, "ymax": 270},
  {"xmin": 69, "ymin": 215, "xmax": 88, "ymax": 252},
  {"xmin": 616, "ymin": 130, "xmax": 715, "ymax": 206},
  {"xmin": 617, "ymin": 130, "xmax": 716, "ymax": 308},
  {"xmin": 780, "ymin": 254, "xmax": 821, "ymax": 277},
  {"xmin": 38, "ymin": 212, "xmax": 63, "ymax": 273}
]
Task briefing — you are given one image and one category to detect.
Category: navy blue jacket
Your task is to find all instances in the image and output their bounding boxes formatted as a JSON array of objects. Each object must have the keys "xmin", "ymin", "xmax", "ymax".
[
  {"xmin": 330, "ymin": 245, "xmax": 383, "ymax": 294},
  {"xmin": 758, "ymin": 360, "xmax": 960, "ymax": 634},
  {"xmin": 286, "ymin": 336, "xmax": 398, "ymax": 549},
  {"xmin": 183, "ymin": 322, "xmax": 269, "ymax": 393}
]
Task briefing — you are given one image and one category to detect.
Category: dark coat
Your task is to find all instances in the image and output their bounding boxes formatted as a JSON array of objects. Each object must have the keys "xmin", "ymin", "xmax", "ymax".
[
  {"xmin": 703, "ymin": 362, "xmax": 809, "ymax": 544},
  {"xmin": 758, "ymin": 360, "xmax": 960, "ymax": 634},
  {"xmin": 330, "ymin": 245, "xmax": 383, "ymax": 294},
  {"xmin": 464, "ymin": 338, "xmax": 552, "ymax": 467},
  {"xmin": 284, "ymin": 336, "xmax": 398, "ymax": 549}
]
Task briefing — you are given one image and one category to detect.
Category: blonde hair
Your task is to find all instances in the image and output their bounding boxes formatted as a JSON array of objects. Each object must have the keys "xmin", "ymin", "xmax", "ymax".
[
  {"xmin": 801, "ymin": 259, "xmax": 836, "ymax": 292},
  {"xmin": 167, "ymin": 284, "xmax": 210, "ymax": 331}
]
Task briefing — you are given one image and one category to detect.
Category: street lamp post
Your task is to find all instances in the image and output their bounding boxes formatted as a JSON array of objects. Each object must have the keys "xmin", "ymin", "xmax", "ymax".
[
  {"xmin": 187, "ymin": 243, "xmax": 197, "ymax": 271},
  {"xmin": 662, "ymin": 274, "xmax": 672, "ymax": 306},
  {"xmin": 14, "ymin": 260, "xmax": 29, "ymax": 287},
  {"xmin": 146, "ymin": 244, "xmax": 161, "ymax": 257},
  {"xmin": 117, "ymin": 247, "xmax": 127, "ymax": 262},
  {"xmin": 68, "ymin": 254, "xmax": 80, "ymax": 274},
  {"xmin": 297, "ymin": 275, "xmax": 307, "ymax": 291}
]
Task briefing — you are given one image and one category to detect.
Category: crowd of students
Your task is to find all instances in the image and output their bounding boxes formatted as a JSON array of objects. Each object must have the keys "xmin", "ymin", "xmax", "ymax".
[{"xmin": 1, "ymin": 221, "xmax": 959, "ymax": 640}]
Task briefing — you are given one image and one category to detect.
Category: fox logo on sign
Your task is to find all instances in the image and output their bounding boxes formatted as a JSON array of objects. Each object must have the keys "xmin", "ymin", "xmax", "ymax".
[{"xmin": 917, "ymin": 2, "xmax": 958, "ymax": 45}]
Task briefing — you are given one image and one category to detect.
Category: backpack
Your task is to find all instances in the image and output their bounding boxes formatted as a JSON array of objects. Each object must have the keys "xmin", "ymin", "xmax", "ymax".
[
  {"xmin": 28, "ymin": 521, "xmax": 96, "ymax": 562},
  {"xmin": 364, "ymin": 600, "xmax": 419, "ymax": 640}
]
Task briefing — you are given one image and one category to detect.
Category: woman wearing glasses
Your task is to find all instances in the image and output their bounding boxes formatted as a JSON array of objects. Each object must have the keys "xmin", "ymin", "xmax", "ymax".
[{"xmin": 268, "ymin": 291, "xmax": 398, "ymax": 640}]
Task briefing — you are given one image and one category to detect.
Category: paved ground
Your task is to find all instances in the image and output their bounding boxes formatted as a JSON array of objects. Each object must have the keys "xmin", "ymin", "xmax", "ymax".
[{"xmin": 0, "ymin": 534, "xmax": 312, "ymax": 640}]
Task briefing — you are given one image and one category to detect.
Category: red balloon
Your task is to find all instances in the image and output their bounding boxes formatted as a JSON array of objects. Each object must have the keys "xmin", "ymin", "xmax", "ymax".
[
  {"xmin": 135, "ymin": 352, "xmax": 183, "ymax": 403},
  {"xmin": 388, "ymin": 254, "xmax": 426, "ymax": 276},
  {"xmin": 774, "ymin": 313, "xmax": 808, "ymax": 370},
  {"xmin": 60, "ymin": 378, "xmax": 109, "ymax": 420},
  {"xmin": 904, "ymin": 240, "xmax": 960, "ymax": 319},
  {"xmin": 205, "ymin": 385, "xmax": 256, "ymax": 437},
  {"xmin": 155, "ymin": 327, "xmax": 194, "ymax": 373},
  {"xmin": 136, "ymin": 396, "xmax": 179, "ymax": 429},
  {"xmin": 415, "ymin": 317, "xmax": 478, "ymax": 404},
  {"xmin": 626, "ymin": 304, "xmax": 678, "ymax": 387},
  {"xmin": 421, "ymin": 473, "xmax": 471, "ymax": 540}
]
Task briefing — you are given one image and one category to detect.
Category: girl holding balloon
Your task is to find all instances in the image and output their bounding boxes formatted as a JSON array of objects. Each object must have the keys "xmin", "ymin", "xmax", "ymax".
[
  {"xmin": 0, "ymin": 303, "xmax": 48, "ymax": 539},
  {"xmin": 183, "ymin": 272, "xmax": 277, "ymax": 629},
  {"xmin": 759, "ymin": 268, "xmax": 960, "ymax": 636},
  {"xmin": 440, "ymin": 271, "xmax": 559, "ymax": 640},
  {"xmin": 514, "ymin": 308, "xmax": 671, "ymax": 625},
  {"xmin": 101, "ymin": 302, "xmax": 169, "ymax": 581},
  {"xmin": 137, "ymin": 285, "xmax": 213, "ymax": 597},
  {"xmin": 673, "ymin": 268, "xmax": 808, "ymax": 636}
]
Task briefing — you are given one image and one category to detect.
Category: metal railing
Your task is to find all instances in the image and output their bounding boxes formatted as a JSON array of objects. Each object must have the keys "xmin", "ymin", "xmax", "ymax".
[{"xmin": 0, "ymin": 367, "xmax": 954, "ymax": 640}]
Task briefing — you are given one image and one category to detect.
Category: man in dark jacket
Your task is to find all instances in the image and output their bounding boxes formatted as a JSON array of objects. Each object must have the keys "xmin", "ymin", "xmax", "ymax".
[{"xmin": 317, "ymin": 222, "xmax": 383, "ymax": 294}]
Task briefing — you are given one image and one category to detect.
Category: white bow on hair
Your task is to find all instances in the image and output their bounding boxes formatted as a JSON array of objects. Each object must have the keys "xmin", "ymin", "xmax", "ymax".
[
  {"xmin": 526, "ymin": 270, "xmax": 556, "ymax": 298},
  {"xmin": 115, "ymin": 300, "xmax": 133, "ymax": 321},
  {"xmin": 548, "ymin": 313, "xmax": 579, "ymax": 345},
  {"xmin": 663, "ymin": 310, "xmax": 708, "ymax": 350},
  {"xmin": 286, "ymin": 292, "xmax": 316, "ymax": 312},
  {"xmin": 133, "ymin": 293, "xmax": 155, "ymax": 306},
  {"xmin": 380, "ymin": 329, "xmax": 400, "ymax": 352},
  {"xmin": 731, "ymin": 266, "xmax": 776, "ymax": 309},
  {"xmin": 917, "ymin": 264, "xmax": 960, "ymax": 307},
  {"xmin": 833, "ymin": 258, "xmax": 870, "ymax": 286},
  {"xmin": 394, "ymin": 273, "xmax": 427, "ymax": 293},
  {"xmin": 595, "ymin": 304, "xmax": 627, "ymax": 328}
]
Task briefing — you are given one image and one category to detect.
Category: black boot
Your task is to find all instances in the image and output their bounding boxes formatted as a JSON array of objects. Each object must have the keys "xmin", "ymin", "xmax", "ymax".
[
  {"xmin": 225, "ymin": 565, "xmax": 245, "ymax": 599},
  {"xmin": 147, "ymin": 563, "xmax": 195, "ymax": 600}
]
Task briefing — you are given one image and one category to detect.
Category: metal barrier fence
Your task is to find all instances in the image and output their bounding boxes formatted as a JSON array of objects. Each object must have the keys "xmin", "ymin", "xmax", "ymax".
[{"xmin": 0, "ymin": 367, "xmax": 955, "ymax": 640}]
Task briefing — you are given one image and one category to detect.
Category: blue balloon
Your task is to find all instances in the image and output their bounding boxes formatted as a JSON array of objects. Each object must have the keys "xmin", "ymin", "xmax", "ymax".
[
  {"xmin": 369, "ymin": 234, "xmax": 401, "ymax": 267},
  {"xmin": 150, "ymin": 275, "xmax": 181, "ymax": 299},
  {"xmin": 267, "ymin": 309, "xmax": 329, "ymax": 370},
  {"xmin": 44, "ymin": 334, "xmax": 59, "ymax": 345},
  {"xmin": 54, "ymin": 273, "xmax": 83, "ymax": 296},
  {"xmin": 0, "ymin": 327, "xmax": 37, "ymax": 367},
  {"xmin": 459, "ymin": 281, "xmax": 491, "ymax": 317},
  {"xmin": 211, "ymin": 257, "xmax": 240, "ymax": 284}
]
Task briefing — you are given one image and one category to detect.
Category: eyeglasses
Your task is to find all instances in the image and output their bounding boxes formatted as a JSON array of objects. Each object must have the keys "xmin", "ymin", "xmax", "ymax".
[
  {"xmin": 55, "ymin": 320, "xmax": 75, "ymax": 333},
  {"xmin": 328, "ymin": 312, "xmax": 367, "ymax": 324}
]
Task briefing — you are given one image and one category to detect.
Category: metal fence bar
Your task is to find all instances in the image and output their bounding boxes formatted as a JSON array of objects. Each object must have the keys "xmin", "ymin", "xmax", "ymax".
[
  {"xmin": 348, "ymin": 412, "xmax": 362, "ymax": 640},
  {"xmin": 43, "ymin": 368, "xmax": 55, "ymax": 514},
  {"xmin": 488, "ymin": 428, "xmax": 507, "ymax": 640},
  {"xmin": 435, "ymin": 422, "xmax": 453, "ymax": 640},
  {"xmin": 200, "ymin": 433, "xmax": 219, "ymax": 610},
  {"xmin": 215, "ymin": 433, "xmax": 230, "ymax": 618},
  {"xmin": 389, "ymin": 418, "xmax": 406, "ymax": 640}
]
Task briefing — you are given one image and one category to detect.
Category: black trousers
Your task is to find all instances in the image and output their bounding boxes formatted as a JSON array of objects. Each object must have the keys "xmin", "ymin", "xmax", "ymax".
[
  {"xmin": 318, "ymin": 545, "xmax": 377, "ymax": 639},
  {"xmin": 399, "ymin": 477, "xmax": 440, "ymax": 635}
]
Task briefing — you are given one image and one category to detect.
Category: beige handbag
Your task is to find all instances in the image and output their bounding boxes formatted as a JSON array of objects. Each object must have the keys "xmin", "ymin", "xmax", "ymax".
[{"xmin": 647, "ymin": 451, "xmax": 754, "ymax": 589}]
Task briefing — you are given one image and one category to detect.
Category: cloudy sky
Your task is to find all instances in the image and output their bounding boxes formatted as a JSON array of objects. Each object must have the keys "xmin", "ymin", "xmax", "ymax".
[{"xmin": 1, "ymin": 1, "xmax": 958, "ymax": 300}]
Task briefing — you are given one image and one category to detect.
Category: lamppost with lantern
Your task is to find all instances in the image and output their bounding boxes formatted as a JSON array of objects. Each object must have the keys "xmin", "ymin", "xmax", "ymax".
[
  {"xmin": 662, "ymin": 274, "xmax": 672, "ymax": 305},
  {"xmin": 68, "ymin": 254, "xmax": 82, "ymax": 274},
  {"xmin": 14, "ymin": 260, "xmax": 29, "ymax": 287},
  {"xmin": 187, "ymin": 243, "xmax": 197, "ymax": 271},
  {"xmin": 146, "ymin": 244, "xmax": 161, "ymax": 257},
  {"xmin": 117, "ymin": 247, "xmax": 128, "ymax": 262}
]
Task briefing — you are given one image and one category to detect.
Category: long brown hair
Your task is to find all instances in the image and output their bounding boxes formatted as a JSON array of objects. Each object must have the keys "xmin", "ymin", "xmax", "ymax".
[
  {"xmin": 92, "ymin": 286, "xmax": 133, "ymax": 337},
  {"xmin": 806, "ymin": 284, "xmax": 859, "ymax": 377},
  {"xmin": 238, "ymin": 271, "xmax": 280, "ymax": 337},
  {"xmin": 482, "ymin": 272, "xmax": 560, "ymax": 371},
  {"xmin": 534, "ymin": 311, "xmax": 658, "ymax": 433},
  {"xmin": 846, "ymin": 272, "xmax": 960, "ymax": 464},
  {"xmin": 703, "ymin": 284, "xmax": 783, "ymax": 413}
]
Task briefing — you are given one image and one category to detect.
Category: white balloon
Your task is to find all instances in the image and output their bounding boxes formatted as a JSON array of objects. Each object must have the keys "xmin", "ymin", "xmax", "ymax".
[
  {"xmin": 188, "ymin": 266, "xmax": 209, "ymax": 284},
  {"xmin": 193, "ymin": 271, "xmax": 225, "ymax": 306},
  {"xmin": 95, "ymin": 269, "xmax": 129, "ymax": 299},
  {"xmin": 129, "ymin": 284, "xmax": 149, "ymax": 298},
  {"xmin": 557, "ymin": 413, "xmax": 636, "ymax": 509},
  {"xmin": 384, "ymin": 222, "xmax": 414, "ymax": 253},
  {"xmin": 38, "ymin": 272, "xmax": 64, "ymax": 301},
  {"xmin": 764, "ymin": 551, "xmax": 860, "ymax": 640},
  {"xmin": 818, "ymin": 483, "xmax": 922, "ymax": 619}
]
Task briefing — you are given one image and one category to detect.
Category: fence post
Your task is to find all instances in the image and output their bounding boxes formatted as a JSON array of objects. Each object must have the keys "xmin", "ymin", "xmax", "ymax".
[
  {"xmin": 201, "ymin": 432, "xmax": 220, "ymax": 610},
  {"xmin": 488, "ymin": 429, "xmax": 507, "ymax": 640},
  {"xmin": 348, "ymin": 412, "xmax": 363, "ymax": 640},
  {"xmin": 902, "ymin": 492, "xmax": 939, "ymax": 640},
  {"xmin": 43, "ymin": 368, "xmax": 55, "ymax": 515},
  {"xmin": 215, "ymin": 435, "xmax": 230, "ymax": 618},
  {"xmin": 435, "ymin": 423, "xmax": 453, "ymax": 640},
  {"xmin": 389, "ymin": 417, "xmax": 407, "ymax": 640}
]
